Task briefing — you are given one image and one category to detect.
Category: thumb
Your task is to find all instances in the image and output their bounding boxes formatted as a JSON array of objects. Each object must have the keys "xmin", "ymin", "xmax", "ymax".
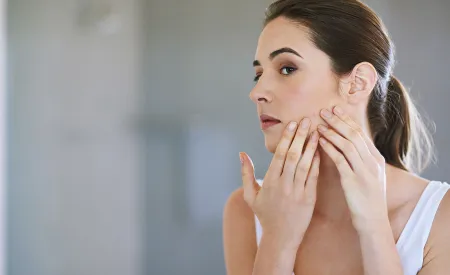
[{"xmin": 240, "ymin": 152, "xmax": 260, "ymax": 206}]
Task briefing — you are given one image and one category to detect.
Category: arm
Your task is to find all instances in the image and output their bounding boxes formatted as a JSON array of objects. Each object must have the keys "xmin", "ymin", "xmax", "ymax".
[
  {"xmin": 252, "ymin": 233, "xmax": 299, "ymax": 275},
  {"xmin": 417, "ymin": 191, "xmax": 450, "ymax": 275},
  {"xmin": 223, "ymin": 188, "xmax": 257, "ymax": 275},
  {"xmin": 357, "ymin": 220, "xmax": 403, "ymax": 275},
  {"xmin": 223, "ymin": 188, "xmax": 300, "ymax": 275}
]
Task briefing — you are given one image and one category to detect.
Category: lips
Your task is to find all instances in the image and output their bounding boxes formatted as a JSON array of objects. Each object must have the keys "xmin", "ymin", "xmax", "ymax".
[
  {"xmin": 260, "ymin": 114, "xmax": 281, "ymax": 130},
  {"xmin": 260, "ymin": 114, "xmax": 281, "ymax": 123}
]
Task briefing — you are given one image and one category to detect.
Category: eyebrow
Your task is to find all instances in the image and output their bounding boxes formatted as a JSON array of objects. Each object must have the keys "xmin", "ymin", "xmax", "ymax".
[{"xmin": 253, "ymin": 47, "xmax": 303, "ymax": 67}]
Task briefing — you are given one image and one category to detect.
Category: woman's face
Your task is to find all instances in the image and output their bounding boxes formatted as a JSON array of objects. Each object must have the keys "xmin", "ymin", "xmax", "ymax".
[{"xmin": 250, "ymin": 16, "xmax": 346, "ymax": 153}]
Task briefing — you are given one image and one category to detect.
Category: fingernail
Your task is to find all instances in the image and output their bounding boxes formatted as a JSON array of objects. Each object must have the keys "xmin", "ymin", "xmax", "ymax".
[
  {"xmin": 301, "ymin": 118, "xmax": 311, "ymax": 129},
  {"xmin": 319, "ymin": 138, "xmax": 327, "ymax": 145},
  {"xmin": 318, "ymin": 125, "xmax": 328, "ymax": 133},
  {"xmin": 239, "ymin": 152, "xmax": 244, "ymax": 165},
  {"xmin": 321, "ymin": 109, "xmax": 333, "ymax": 119},
  {"xmin": 334, "ymin": 106, "xmax": 343, "ymax": 115},
  {"xmin": 288, "ymin": 122, "xmax": 297, "ymax": 131}
]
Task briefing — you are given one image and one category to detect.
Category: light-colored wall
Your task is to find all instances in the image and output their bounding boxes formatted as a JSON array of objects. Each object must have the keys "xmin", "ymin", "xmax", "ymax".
[
  {"xmin": 7, "ymin": 0, "xmax": 450, "ymax": 275},
  {"xmin": 8, "ymin": 0, "xmax": 144, "ymax": 274},
  {"xmin": 0, "ymin": 0, "xmax": 5, "ymax": 273},
  {"xmin": 382, "ymin": 0, "xmax": 450, "ymax": 180}
]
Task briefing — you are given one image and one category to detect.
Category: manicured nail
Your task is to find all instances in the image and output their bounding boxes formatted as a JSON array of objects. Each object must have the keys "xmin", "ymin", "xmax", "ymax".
[
  {"xmin": 319, "ymin": 138, "xmax": 327, "ymax": 145},
  {"xmin": 318, "ymin": 125, "xmax": 328, "ymax": 133},
  {"xmin": 301, "ymin": 118, "xmax": 311, "ymax": 129},
  {"xmin": 321, "ymin": 109, "xmax": 333, "ymax": 119},
  {"xmin": 288, "ymin": 122, "xmax": 298, "ymax": 131},
  {"xmin": 333, "ymin": 106, "xmax": 343, "ymax": 115},
  {"xmin": 239, "ymin": 152, "xmax": 244, "ymax": 165}
]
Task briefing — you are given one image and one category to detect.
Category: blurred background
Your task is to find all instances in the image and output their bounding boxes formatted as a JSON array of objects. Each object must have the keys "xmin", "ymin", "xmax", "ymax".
[{"xmin": 3, "ymin": 0, "xmax": 450, "ymax": 274}]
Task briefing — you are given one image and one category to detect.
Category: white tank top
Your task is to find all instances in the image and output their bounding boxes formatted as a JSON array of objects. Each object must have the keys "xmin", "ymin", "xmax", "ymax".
[{"xmin": 254, "ymin": 180, "xmax": 450, "ymax": 275}]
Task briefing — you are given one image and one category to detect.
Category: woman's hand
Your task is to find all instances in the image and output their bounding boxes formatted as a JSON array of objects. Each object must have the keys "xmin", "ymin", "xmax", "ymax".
[
  {"xmin": 317, "ymin": 106, "xmax": 388, "ymax": 233},
  {"xmin": 240, "ymin": 118, "xmax": 320, "ymax": 249}
]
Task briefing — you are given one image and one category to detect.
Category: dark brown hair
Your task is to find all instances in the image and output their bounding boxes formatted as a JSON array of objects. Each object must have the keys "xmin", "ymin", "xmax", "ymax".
[{"xmin": 264, "ymin": 0, "xmax": 434, "ymax": 173}]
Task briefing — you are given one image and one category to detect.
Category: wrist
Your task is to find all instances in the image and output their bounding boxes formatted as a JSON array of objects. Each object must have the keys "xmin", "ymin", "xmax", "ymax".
[
  {"xmin": 352, "ymin": 212, "xmax": 391, "ymax": 235},
  {"xmin": 253, "ymin": 233, "xmax": 300, "ymax": 275},
  {"xmin": 356, "ymin": 219, "xmax": 403, "ymax": 275},
  {"xmin": 355, "ymin": 218, "xmax": 393, "ymax": 240},
  {"xmin": 261, "ymin": 231, "xmax": 303, "ymax": 252}
]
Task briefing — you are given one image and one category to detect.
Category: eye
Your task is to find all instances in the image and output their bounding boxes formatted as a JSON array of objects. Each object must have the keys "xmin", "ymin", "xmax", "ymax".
[
  {"xmin": 280, "ymin": 66, "xmax": 297, "ymax": 75},
  {"xmin": 253, "ymin": 74, "xmax": 262, "ymax": 82}
]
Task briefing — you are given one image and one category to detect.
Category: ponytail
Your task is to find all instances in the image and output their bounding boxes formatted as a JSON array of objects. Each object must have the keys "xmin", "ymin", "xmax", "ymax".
[{"xmin": 373, "ymin": 76, "xmax": 435, "ymax": 174}]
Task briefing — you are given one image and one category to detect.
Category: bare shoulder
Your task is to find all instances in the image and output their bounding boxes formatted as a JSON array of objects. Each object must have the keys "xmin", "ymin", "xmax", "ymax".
[
  {"xmin": 224, "ymin": 187, "xmax": 253, "ymax": 222},
  {"xmin": 428, "ymin": 185, "xmax": 450, "ymax": 243},
  {"xmin": 386, "ymin": 167, "xmax": 430, "ymax": 214},
  {"xmin": 387, "ymin": 167, "xmax": 432, "ymax": 241},
  {"xmin": 223, "ymin": 187, "xmax": 257, "ymax": 275},
  {"xmin": 420, "ymin": 182, "xmax": 450, "ymax": 272},
  {"xmin": 223, "ymin": 187, "xmax": 256, "ymax": 233},
  {"xmin": 389, "ymin": 167, "xmax": 450, "ymax": 273}
]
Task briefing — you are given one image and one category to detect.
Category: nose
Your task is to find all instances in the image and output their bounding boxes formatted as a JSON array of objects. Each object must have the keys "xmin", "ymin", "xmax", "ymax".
[{"xmin": 249, "ymin": 84, "xmax": 273, "ymax": 104}]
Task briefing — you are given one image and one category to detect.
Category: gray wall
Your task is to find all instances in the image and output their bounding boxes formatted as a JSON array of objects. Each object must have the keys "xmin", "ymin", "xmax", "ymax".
[
  {"xmin": 8, "ymin": 0, "xmax": 144, "ymax": 274},
  {"xmin": 7, "ymin": 0, "xmax": 450, "ymax": 275},
  {"xmin": 0, "ymin": 0, "xmax": 5, "ymax": 273}
]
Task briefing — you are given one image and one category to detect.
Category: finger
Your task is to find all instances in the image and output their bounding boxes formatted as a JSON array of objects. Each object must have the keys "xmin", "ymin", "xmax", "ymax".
[
  {"xmin": 317, "ymin": 125, "xmax": 365, "ymax": 172},
  {"xmin": 265, "ymin": 121, "xmax": 298, "ymax": 182},
  {"xmin": 303, "ymin": 150, "xmax": 320, "ymax": 202},
  {"xmin": 321, "ymin": 107, "xmax": 373, "ymax": 164},
  {"xmin": 332, "ymin": 106, "xmax": 385, "ymax": 163},
  {"xmin": 294, "ymin": 131, "xmax": 319, "ymax": 197},
  {"xmin": 281, "ymin": 118, "xmax": 311, "ymax": 181},
  {"xmin": 318, "ymin": 138, "xmax": 354, "ymax": 179},
  {"xmin": 240, "ymin": 152, "xmax": 260, "ymax": 206}
]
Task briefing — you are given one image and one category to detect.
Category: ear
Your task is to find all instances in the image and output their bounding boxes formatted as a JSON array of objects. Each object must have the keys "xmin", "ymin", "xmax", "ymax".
[{"xmin": 339, "ymin": 62, "xmax": 378, "ymax": 104}]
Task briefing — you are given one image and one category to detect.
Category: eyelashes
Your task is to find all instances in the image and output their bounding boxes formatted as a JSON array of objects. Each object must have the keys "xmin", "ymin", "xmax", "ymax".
[{"xmin": 253, "ymin": 66, "xmax": 298, "ymax": 83}]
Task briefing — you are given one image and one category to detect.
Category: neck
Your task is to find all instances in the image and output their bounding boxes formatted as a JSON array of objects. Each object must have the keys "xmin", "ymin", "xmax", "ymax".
[{"xmin": 314, "ymin": 147, "xmax": 352, "ymax": 222}]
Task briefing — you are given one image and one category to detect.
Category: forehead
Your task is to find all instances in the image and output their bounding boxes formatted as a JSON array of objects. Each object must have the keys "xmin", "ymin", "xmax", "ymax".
[{"xmin": 255, "ymin": 17, "xmax": 313, "ymax": 60}]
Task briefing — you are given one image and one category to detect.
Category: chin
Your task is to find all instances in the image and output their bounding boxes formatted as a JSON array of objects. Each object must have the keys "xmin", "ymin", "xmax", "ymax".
[
  {"xmin": 264, "ymin": 132, "xmax": 281, "ymax": 154},
  {"xmin": 265, "ymin": 142, "xmax": 277, "ymax": 154}
]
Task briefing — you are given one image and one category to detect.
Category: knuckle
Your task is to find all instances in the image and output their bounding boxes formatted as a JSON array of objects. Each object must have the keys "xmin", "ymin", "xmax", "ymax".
[
  {"xmin": 283, "ymin": 129, "xmax": 294, "ymax": 139},
  {"xmin": 282, "ymin": 166, "xmax": 294, "ymax": 177},
  {"xmin": 297, "ymin": 163, "xmax": 310, "ymax": 174},
  {"xmin": 307, "ymin": 139, "xmax": 317, "ymax": 150},
  {"xmin": 355, "ymin": 127, "xmax": 364, "ymax": 136},
  {"xmin": 309, "ymin": 171, "xmax": 319, "ymax": 181},
  {"xmin": 350, "ymin": 123, "xmax": 362, "ymax": 134},
  {"xmin": 286, "ymin": 151, "xmax": 300, "ymax": 162},
  {"xmin": 274, "ymin": 151, "xmax": 285, "ymax": 161},
  {"xmin": 334, "ymin": 155, "xmax": 346, "ymax": 166},
  {"xmin": 349, "ymin": 129, "xmax": 360, "ymax": 140},
  {"xmin": 343, "ymin": 142, "xmax": 355, "ymax": 153}
]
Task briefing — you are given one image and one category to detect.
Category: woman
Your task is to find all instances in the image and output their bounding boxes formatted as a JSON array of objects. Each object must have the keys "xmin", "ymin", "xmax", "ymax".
[{"xmin": 223, "ymin": 0, "xmax": 450, "ymax": 274}]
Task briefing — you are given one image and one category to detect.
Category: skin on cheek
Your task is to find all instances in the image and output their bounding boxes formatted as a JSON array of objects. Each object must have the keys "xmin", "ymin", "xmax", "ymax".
[{"xmin": 287, "ymin": 89, "xmax": 326, "ymax": 131}]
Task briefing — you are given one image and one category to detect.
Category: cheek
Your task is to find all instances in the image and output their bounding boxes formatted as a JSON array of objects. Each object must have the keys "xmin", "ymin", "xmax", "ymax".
[
  {"xmin": 283, "ymin": 76, "xmax": 340, "ymax": 125},
  {"xmin": 284, "ymin": 81, "xmax": 327, "ymax": 114}
]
